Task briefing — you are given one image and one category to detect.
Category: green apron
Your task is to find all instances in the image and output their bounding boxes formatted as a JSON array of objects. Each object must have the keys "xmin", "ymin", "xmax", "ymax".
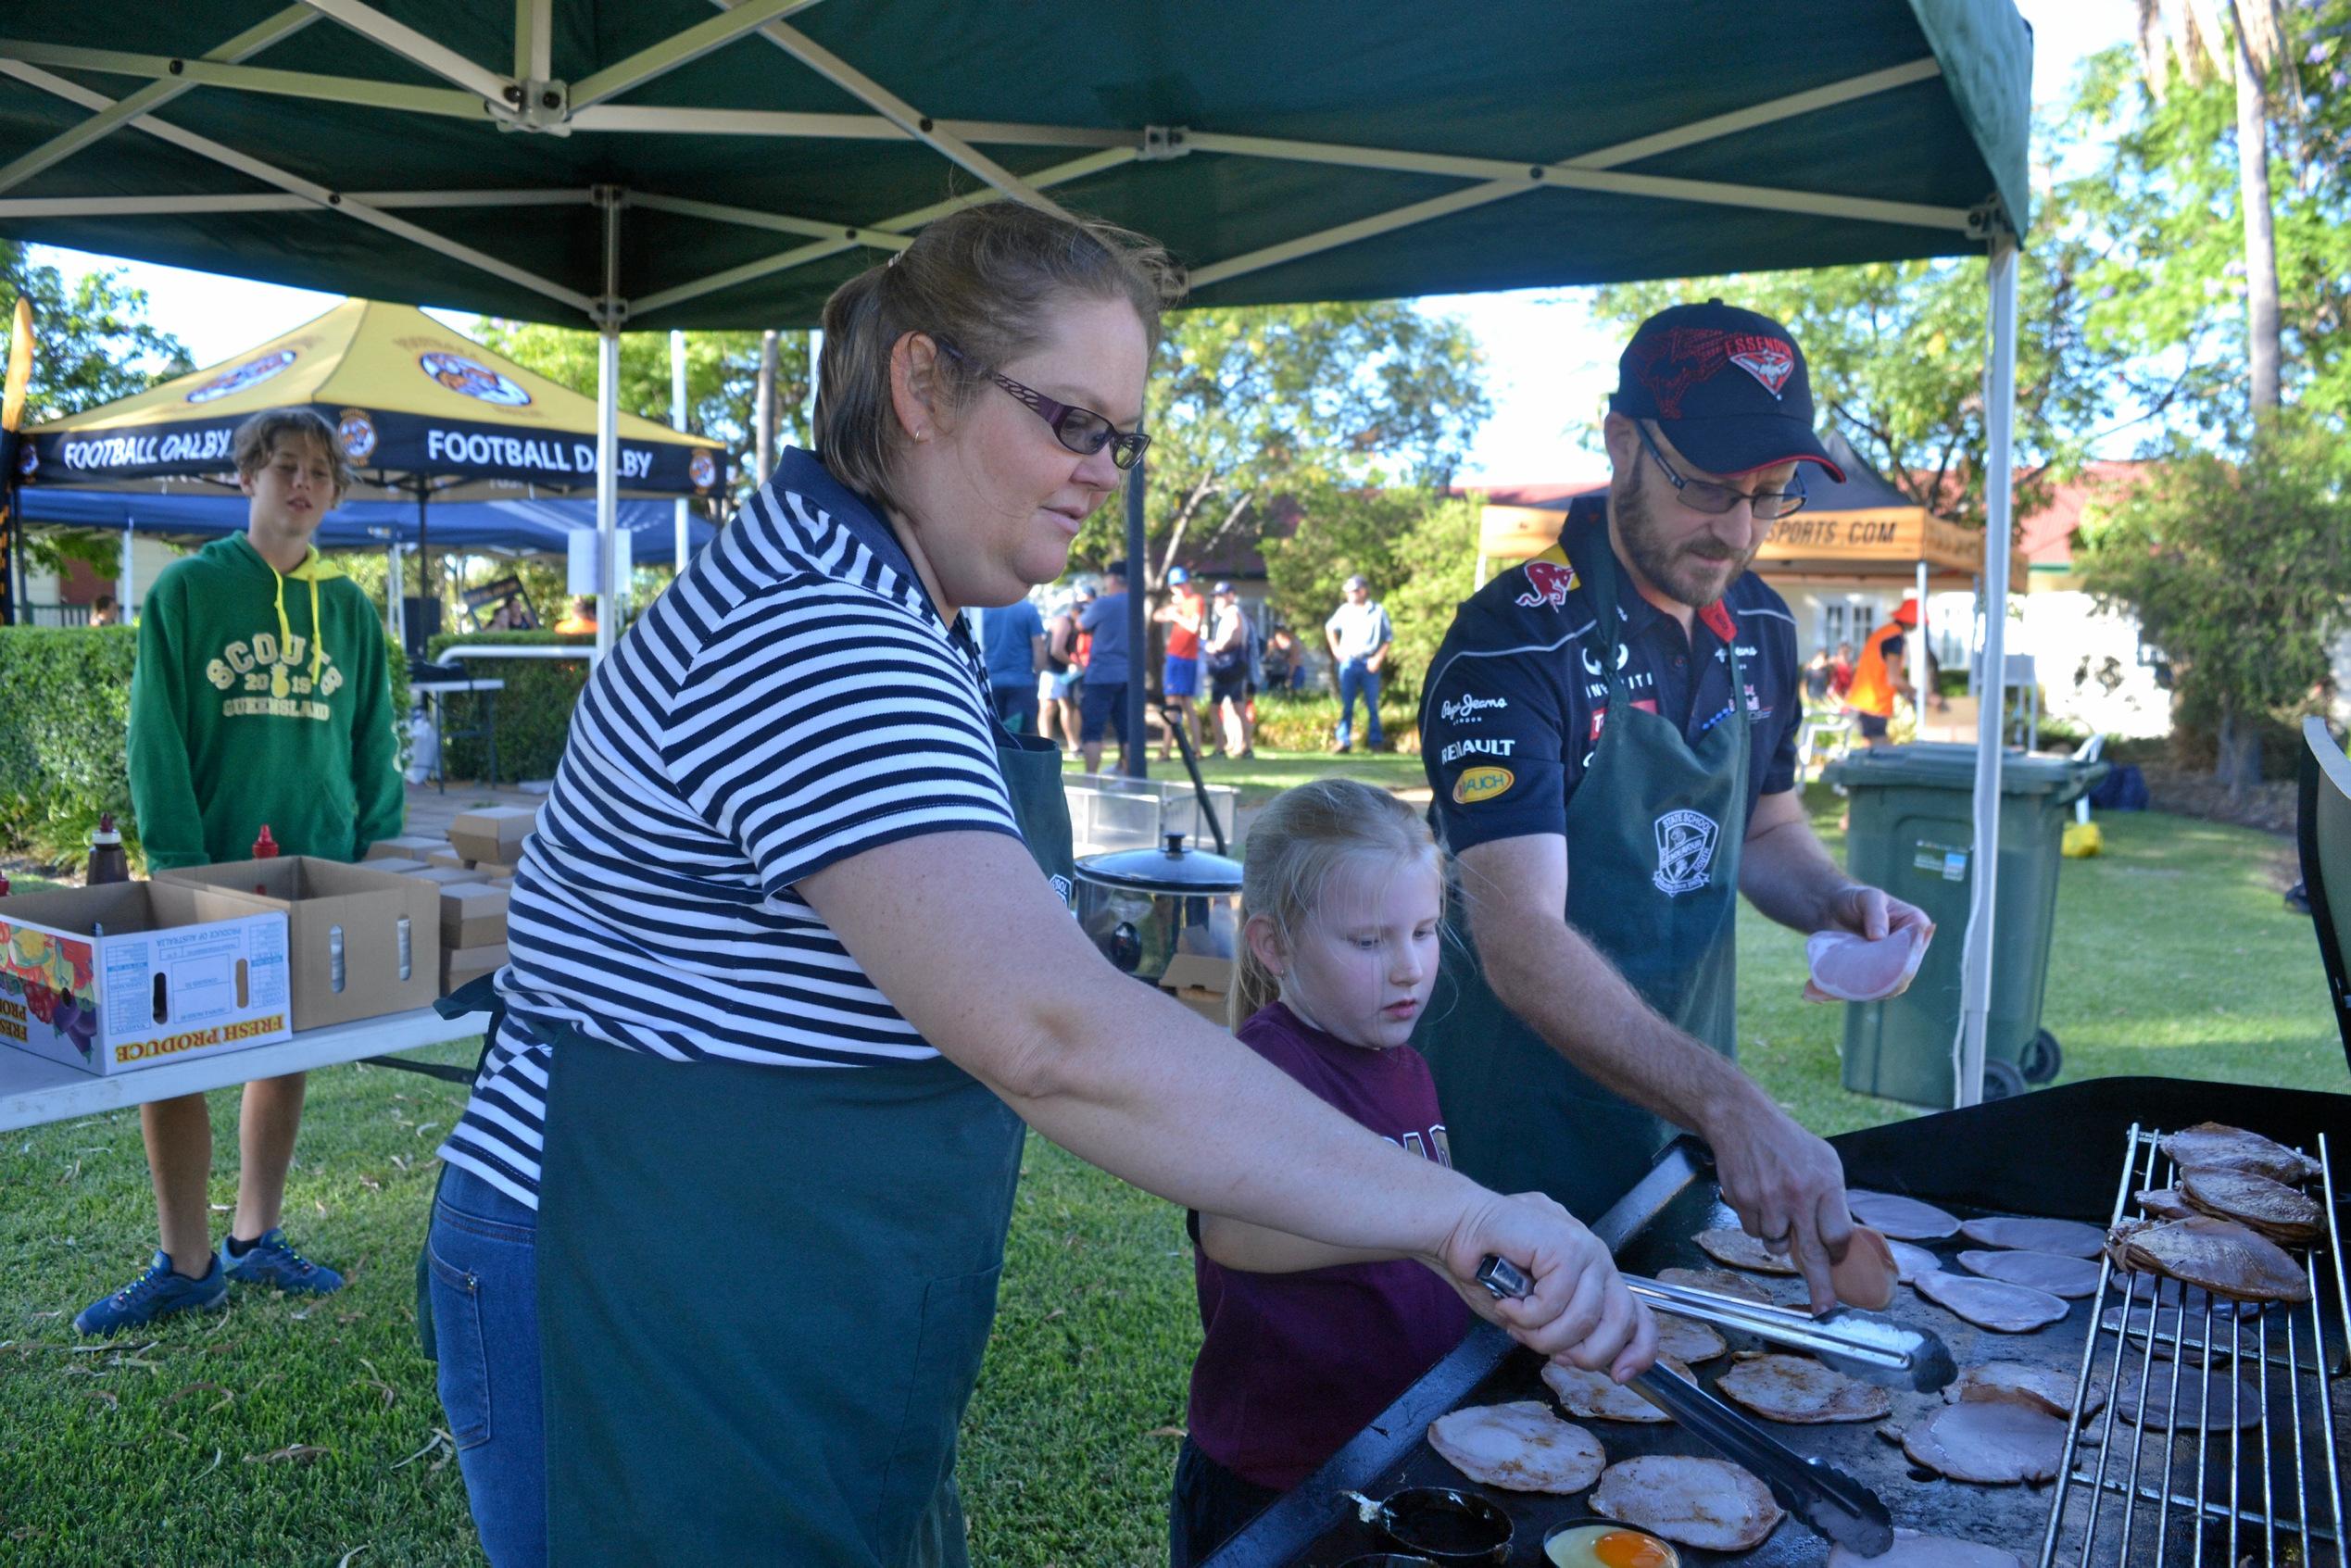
[
  {"xmin": 1416, "ymin": 541, "xmax": 1750, "ymax": 1223},
  {"xmin": 532, "ymin": 724, "xmax": 1074, "ymax": 1567}
]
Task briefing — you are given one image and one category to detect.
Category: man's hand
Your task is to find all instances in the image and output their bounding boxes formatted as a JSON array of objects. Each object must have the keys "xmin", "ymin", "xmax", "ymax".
[
  {"xmin": 1435, "ymin": 1191, "xmax": 1655, "ymax": 1382},
  {"xmin": 1821, "ymin": 883, "xmax": 1933, "ymax": 944},
  {"xmin": 1704, "ymin": 1093, "xmax": 1854, "ymax": 1315}
]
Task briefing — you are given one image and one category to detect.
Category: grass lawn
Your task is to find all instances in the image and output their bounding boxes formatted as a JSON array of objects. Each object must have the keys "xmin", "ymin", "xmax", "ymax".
[{"xmin": 3, "ymin": 792, "xmax": 2339, "ymax": 1564}]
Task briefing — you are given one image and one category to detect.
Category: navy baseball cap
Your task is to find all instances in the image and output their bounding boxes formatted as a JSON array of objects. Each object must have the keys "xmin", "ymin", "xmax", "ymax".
[{"xmin": 1609, "ymin": 299, "xmax": 1844, "ymax": 482}]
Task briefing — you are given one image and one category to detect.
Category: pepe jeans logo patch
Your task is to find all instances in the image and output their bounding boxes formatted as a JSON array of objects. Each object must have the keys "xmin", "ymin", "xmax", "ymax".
[{"xmin": 1652, "ymin": 809, "xmax": 1720, "ymax": 896}]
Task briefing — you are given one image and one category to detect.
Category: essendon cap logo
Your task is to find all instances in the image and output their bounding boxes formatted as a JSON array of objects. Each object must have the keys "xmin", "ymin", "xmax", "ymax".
[{"xmin": 1726, "ymin": 336, "xmax": 1794, "ymax": 399}]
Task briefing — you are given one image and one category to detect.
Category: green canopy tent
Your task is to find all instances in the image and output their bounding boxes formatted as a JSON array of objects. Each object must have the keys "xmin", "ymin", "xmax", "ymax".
[{"xmin": 0, "ymin": 0, "xmax": 2032, "ymax": 1106}]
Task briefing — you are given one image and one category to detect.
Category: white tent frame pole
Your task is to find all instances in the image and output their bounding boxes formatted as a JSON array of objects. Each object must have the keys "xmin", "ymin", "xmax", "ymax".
[
  {"xmin": 1955, "ymin": 235, "xmax": 2020, "ymax": 1110},
  {"xmin": 0, "ymin": 61, "xmax": 596, "ymax": 317},
  {"xmin": 0, "ymin": 41, "xmax": 490, "ymax": 119},
  {"xmin": 629, "ymin": 191, "xmax": 912, "ymax": 248},
  {"xmin": 594, "ymin": 190, "xmax": 623, "ymax": 664},
  {"xmin": 570, "ymin": 1, "xmax": 823, "ymax": 112},
  {"xmin": 671, "ymin": 330, "xmax": 690, "ymax": 573},
  {"xmin": 0, "ymin": 189, "xmax": 586, "ymax": 219},
  {"xmin": 515, "ymin": 0, "xmax": 550, "ymax": 82},
  {"xmin": 715, "ymin": 1, "xmax": 1068, "ymax": 214},
  {"xmin": 568, "ymin": 106, "xmax": 1131, "ymax": 145},
  {"xmin": 119, "ymin": 521, "xmax": 135, "ymax": 619},
  {"xmin": 295, "ymin": 0, "xmax": 515, "ymax": 105},
  {"xmin": 631, "ymin": 147, "xmax": 1134, "ymax": 318},
  {"xmin": 1916, "ymin": 557, "xmax": 1930, "ymax": 709},
  {"xmin": 0, "ymin": 7, "xmax": 315, "ymax": 196}
]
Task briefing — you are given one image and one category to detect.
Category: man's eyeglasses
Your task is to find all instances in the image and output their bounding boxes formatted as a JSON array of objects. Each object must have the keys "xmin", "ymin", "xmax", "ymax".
[
  {"xmin": 1638, "ymin": 422, "xmax": 1806, "ymax": 521},
  {"xmin": 935, "ymin": 338, "xmax": 1150, "ymax": 470}
]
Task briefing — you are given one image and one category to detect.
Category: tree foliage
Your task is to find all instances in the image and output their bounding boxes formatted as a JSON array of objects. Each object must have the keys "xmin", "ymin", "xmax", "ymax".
[
  {"xmin": 468, "ymin": 318, "xmax": 812, "ymax": 500},
  {"xmin": 2076, "ymin": 413, "xmax": 2351, "ymax": 793},
  {"xmin": 1072, "ymin": 301, "xmax": 1489, "ymax": 589},
  {"xmin": 1259, "ymin": 487, "xmax": 1481, "ymax": 705}
]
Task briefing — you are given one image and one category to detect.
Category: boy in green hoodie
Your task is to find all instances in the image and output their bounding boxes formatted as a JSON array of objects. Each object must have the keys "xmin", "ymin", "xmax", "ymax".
[{"xmin": 78, "ymin": 408, "xmax": 403, "ymax": 1335}]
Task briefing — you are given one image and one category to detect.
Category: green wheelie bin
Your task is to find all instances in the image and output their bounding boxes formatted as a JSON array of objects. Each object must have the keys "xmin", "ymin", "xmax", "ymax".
[{"xmin": 1822, "ymin": 742, "xmax": 2106, "ymax": 1107}]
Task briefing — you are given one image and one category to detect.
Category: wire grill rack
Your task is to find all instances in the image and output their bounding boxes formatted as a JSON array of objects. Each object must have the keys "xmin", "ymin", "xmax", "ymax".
[{"xmin": 2039, "ymin": 1128, "xmax": 2347, "ymax": 1568}]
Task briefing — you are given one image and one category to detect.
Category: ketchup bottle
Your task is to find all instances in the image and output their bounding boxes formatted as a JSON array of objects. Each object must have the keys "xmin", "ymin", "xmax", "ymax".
[
  {"xmin": 88, "ymin": 815, "xmax": 131, "ymax": 885},
  {"xmin": 252, "ymin": 825, "xmax": 280, "ymax": 859}
]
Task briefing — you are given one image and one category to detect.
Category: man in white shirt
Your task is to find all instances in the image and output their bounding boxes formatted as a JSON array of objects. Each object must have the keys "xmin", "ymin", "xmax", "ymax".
[{"xmin": 1324, "ymin": 573, "xmax": 1393, "ymax": 753}]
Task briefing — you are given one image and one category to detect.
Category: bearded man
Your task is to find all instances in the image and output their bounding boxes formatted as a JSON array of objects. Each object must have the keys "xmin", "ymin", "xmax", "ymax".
[{"xmin": 1413, "ymin": 301, "xmax": 1931, "ymax": 1314}]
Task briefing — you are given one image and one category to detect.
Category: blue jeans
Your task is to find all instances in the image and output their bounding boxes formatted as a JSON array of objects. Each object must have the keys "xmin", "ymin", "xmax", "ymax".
[
  {"xmin": 426, "ymin": 1163, "xmax": 544, "ymax": 1568},
  {"xmin": 1336, "ymin": 659, "xmax": 1383, "ymax": 747}
]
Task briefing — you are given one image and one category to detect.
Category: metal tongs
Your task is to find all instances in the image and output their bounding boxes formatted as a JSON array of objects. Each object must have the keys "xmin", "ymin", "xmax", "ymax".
[
  {"xmin": 1477, "ymin": 1255, "xmax": 1899, "ymax": 1559},
  {"xmin": 1627, "ymin": 1273, "xmax": 1956, "ymax": 1392}
]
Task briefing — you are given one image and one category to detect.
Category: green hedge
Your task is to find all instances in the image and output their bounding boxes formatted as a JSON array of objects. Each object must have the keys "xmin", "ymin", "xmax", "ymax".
[
  {"xmin": 0, "ymin": 625, "xmax": 409, "ymax": 872},
  {"xmin": 424, "ymin": 630, "xmax": 596, "ymax": 783},
  {"xmin": 1238, "ymin": 688, "xmax": 1418, "ymax": 752}
]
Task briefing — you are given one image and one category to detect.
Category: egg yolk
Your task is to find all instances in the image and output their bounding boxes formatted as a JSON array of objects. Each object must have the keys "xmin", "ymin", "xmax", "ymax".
[{"xmin": 1593, "ymin": 1531, "xmax": 1677, "ymax": 1568}]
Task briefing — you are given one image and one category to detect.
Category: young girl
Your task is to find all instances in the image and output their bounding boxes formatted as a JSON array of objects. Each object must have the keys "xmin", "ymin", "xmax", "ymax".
[{"xmin": 1171, "ymin": 777, "xmax": 1471, "ymax": 1563}]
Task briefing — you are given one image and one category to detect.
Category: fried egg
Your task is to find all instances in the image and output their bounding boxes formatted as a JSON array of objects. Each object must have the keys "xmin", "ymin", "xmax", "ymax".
[{"xmin": 1544, "ymin": 1523, "xmax": 1679, "ymax": 1568}]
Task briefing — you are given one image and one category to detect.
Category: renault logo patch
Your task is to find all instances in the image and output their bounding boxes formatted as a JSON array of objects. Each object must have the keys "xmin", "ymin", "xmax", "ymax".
[
  {"xmin": 1653, "ymin": 809, "xmax": 1719, "ymax": 896},
  {"xmin": 1453, "ymin": 766, "xmax": 1515, "ymax": 805}
]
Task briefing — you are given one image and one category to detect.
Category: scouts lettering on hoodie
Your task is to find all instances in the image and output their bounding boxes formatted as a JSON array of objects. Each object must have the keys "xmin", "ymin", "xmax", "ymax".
[{"xmin": 207, "ymin": 630, "xmax": 346, "ymax": 717}]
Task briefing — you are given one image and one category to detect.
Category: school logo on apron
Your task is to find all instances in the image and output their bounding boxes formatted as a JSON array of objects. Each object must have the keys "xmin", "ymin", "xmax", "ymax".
[{"xmin": 1652, "ymin": 809, "xmax": 1720, "ymax": 896}]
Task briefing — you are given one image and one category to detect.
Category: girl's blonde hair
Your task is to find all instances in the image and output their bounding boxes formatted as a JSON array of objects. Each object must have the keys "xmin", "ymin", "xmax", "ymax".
[{"xmin": 1228, "ymin": 778, "xmax": 1445, "ymax": 1028}]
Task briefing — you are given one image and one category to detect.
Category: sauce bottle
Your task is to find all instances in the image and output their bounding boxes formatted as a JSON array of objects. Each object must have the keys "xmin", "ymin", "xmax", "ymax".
[
  {"xmin": 252, "ymin": 825, "xmax": 280, "ymax": 859},
  {"xmin": 88, "ymin": 815, "xmax": 131, "ymax": 885}
]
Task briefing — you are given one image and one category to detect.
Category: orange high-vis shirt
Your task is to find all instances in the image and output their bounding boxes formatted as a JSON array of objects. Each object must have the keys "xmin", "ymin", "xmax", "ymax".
[{"xmin": 1845, "ymin": 620, "xmax": 1907, "ymax": 717}]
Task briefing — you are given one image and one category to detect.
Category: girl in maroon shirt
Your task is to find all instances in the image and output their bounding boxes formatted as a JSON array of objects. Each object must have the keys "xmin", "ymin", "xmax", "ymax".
[{"xmin": 1172, "ymin": 778, "xmax": 1475, "ymax": 1563}]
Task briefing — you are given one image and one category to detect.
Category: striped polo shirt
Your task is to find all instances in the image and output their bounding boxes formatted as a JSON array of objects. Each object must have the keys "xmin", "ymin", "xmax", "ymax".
[{"xmin": 437, "ymin": 447, "xmax": 1022, "ymax": 1208}]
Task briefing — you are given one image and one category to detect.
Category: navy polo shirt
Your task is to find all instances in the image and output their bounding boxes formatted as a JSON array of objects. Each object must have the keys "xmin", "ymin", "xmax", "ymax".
[{"xmin": 1421, "ymin": 499, "xmax": 1802, "ymax": 854}]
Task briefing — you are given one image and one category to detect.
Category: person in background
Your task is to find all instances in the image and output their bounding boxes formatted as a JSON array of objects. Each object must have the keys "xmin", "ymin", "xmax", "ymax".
[
  {"xmin": 1156, "ymin": 565, "xmax": 1207, "ymax": 762},
  {"xmin": 1044, "ymin": 581, "xmax": 1091, "ymax": 755},
  {"xmin": 1170, "ymin": 779, "xmax": 1654, "ymax": 1563},
  {"xmin": 82, "ymin": 407, "xmax": 402, "ymax": 1336},
  {"xmin": 1325, "ymin": 574, "xmax": 1392, "ymax": 753},
  {"xmin": 982, "ymin": 589, "xmax": 1047, "ymax": 734},
  {"xmin": 1842, "ymin": 599, "xmax": 1916, "ymax": 750},
  {"xmin": 88, "ymin": 594, "xmax": 120, "ymax": 627},
  {"xmin": 1204, "ymin": 581, "xmax": 1255, "ymax": 759},
  {"xmin": 1263, "ymin": 623, "xmax": 1302, "ymax": 695},
  {"xmin": 1079, "ymin": 559, "xmax": 1134, "ymax": 773},
  {"xmin": 554, "ymin": 596, "xmax": 597, "ymax": 635},
  {"xmin": 1829, "ymin": 639, "xmax": 1856, "ymax": 701},
  {"xmin": 1804, "ymin": 646, "xmax": 1833, "ymax": 708}
]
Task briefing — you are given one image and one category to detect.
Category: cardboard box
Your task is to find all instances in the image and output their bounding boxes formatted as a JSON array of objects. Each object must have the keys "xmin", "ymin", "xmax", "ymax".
[
  {"xmin": 1158, "ymin": 953, "xmax": 1234, "ymax": 1029},
  {"xmin": 401, "ymin": 865, "xmax": 485, "ymax": 889},
  {"xmin": 468, "ymin": 859, "xmax": 520, "ymax": 880},
  {"xmin": 361, "ymin": 858, "xmax": 431, "ymax": 877},
  {"xmin": 442, "ymin": 941, "xmax": 509, "ymax": 997},
  {"xmin": 0, "ymin": 882, "xmax": 292, "ymax": 1076},
  {"xmin": 154, "ymin": 858, "xmax": 440, "ymax": 1030},
  {"xmin": 426, "ymin": 846, "xmax": 471, "ymax": 871},
  {"xmin": 367, "ymin": 834, "xmax": 450, "ymax": 862},
  {"xmin": 441, "ymin": 884, "xmax": 509, "ymax": 948},
  {"xmin": 447, "ymin": 806, "xmax": 537, "ymax": 867},
  {"xmin": 486, "ymin": 875, "xmax": 516, "ymax": 890}
]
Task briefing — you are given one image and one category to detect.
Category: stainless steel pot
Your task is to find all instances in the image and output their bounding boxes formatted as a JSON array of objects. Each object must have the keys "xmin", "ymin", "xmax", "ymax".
[{"xmin": 1073, "ymin": 832, "xmax": 1242, "ymax": 984}]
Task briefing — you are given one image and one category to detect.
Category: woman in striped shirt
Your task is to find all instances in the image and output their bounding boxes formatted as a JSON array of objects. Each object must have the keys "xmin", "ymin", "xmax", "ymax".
[{"xmin": 422, "ymin": 202, "xmax": 1653, "ymax": 1568}]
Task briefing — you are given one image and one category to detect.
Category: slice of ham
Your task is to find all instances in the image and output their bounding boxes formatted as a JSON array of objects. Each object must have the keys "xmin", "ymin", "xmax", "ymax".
[
  {"xmin": 1888, "ymin": 1238, "xmax": 1944, "ymax": 1284},
  {"xmin": 1831, "ymin": 1226, "xmax": 1899, "ymax": 1310},
  {"xmin": 2134, "ymin": 1186, "xmax": 2195, "ymax": 1221},
  {"xmin": 1590, "ymin": 1454, "xmax": 1783, "ymax": 1551},
  {"xmin": 2158, "ymin": 1122, "xmax": 2321, "ymax": 1186},
  {"xmin": 1958, "ymin": 1215, "xmax": 2106, "ymax": 1258},
  {"xmin": 1956, "ymin": 1248, "xmax": 2103, "ymax": 1299},
  {"xmin": 1901, "ymin": 1400, "xmax": 2069, "ymax": 1483},
  {"xmin": 1695, "ymin": 1226, "xmax": 1801, "ymax": 1274},
  {"xmin": 1654, "ymin": 1315, "xmax": 1727, "ymax": 1364},
  {"xmin": 2106, "ymin": 1215, "xmax": 2312, "ymax": 1304},
  {"xmin": 1847, "ymin": 1188, "xmax": 1962, "ymax": 1240},
  {"xmin": 1947, "ymin": 1360, "xmax": 2105, "ymax": 1419},
  {"xmin": 2116, "ymin": 1364, "xmax": 2264, "ymax": 1430},
  {"xmin": 1715, "ymin": 1352, "xmax": 1893, "ymax": 1424},
  {"xmin": 1656, "ymin": 1265, "xmax": 1777, "ymax": 1304},
  {"xmin": 1427, "ymin": 1400, "xmax": 1605, "ymax": 1493},
  {"xmin": 1805, "ymin": 925, "xmax": 1930, "ymax": 1001},
  {"xmin": 1830, "ymin": 1528, "xmax": 2025, "ymax": 1567},
  {"xmin": 2180, "ymin": 1168, "xmax": 2323, "ymax": 1247},
  {"xmin": 1543, "ymin": 1358, "xmax": 1686, "ymax": 1422},
  {"xmin": 1914, "ymin": 1269, "xmax": 2071, "ymax": 1333}
]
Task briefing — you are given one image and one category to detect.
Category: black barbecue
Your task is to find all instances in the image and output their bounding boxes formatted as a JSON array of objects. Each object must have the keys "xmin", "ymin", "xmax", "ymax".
[{"xmin": 1203, "ymin": 1078, "xmax": 2350, "ymax": 1567}]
